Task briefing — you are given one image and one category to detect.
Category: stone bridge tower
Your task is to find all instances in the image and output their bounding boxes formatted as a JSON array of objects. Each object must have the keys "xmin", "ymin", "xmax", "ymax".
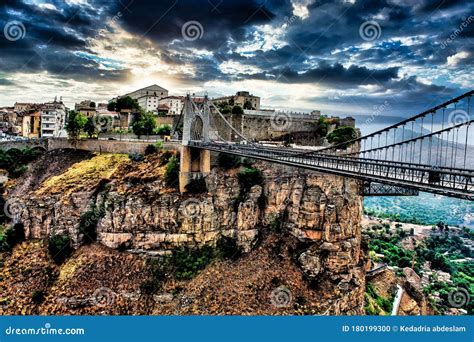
[{"xmin": 179, "ymin": 94, "xmax": 211, "ymax": 192}]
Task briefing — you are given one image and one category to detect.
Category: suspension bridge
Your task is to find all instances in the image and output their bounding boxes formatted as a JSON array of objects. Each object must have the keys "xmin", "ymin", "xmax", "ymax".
[{"xmin": 174, "ymin": 90, "xmax": 474, "ymax": 201}]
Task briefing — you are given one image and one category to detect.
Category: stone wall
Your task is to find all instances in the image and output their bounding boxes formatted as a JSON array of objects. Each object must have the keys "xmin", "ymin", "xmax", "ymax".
[
  {"xmin": 47, "ymin": 138, "xmax": 180, "ymax": 154},
  {"xmin": 0, "ymin": 138, "xmax": 180, "ymax": 154},
  {"xmin": 0, "ymin": 139, "xmax": 48, "ymax": 151},
  {"xmin": 214, "ymin": 113, "xmax": 324, "ymax": 143}
]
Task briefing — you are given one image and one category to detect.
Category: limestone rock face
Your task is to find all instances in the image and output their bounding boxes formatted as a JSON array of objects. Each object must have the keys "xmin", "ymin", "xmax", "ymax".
[{"xmin": 13, "ymin": 158, "xmax": 366, "ymax": 314}]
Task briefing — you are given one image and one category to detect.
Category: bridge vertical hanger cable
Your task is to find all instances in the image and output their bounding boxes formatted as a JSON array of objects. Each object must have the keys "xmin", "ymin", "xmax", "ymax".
[
  {"xmin": 437, "ymin": 107, "xmax": 446, "ymax": 166},
  {"xmin": 296, "ymin": 90, "xmax": 473, "ymax": 159},
  {"xmin": 171, "ymin": 104, "xmax": 185, "ymax": 138},
  {"xmin": 392, "ymin": 129, "xmax": 396, "ymax": 161},
  {"xmin": 450, "ymin": 102, "xmax": 457, "ymax": 168},
  {"xmin": 208, "ymin": 101, "xmax": 258, "ymax": 146},
  {"xmin": 419, "ymin": 116, "xmax": 424, "ymax": 165},
  {"xmin": 463, "ymin": 96, "xmax": 471, "ymax": 168}
]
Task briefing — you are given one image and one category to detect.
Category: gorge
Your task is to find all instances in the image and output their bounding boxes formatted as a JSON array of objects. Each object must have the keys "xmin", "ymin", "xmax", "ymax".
[{"xmin": 0, "ymin": 147, "xmax": 367, "ymax": 315}]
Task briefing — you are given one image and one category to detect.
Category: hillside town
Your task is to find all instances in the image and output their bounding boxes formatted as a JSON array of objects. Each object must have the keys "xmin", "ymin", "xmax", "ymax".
[{"xmin": 0, "ymin": 84, "xmax": 355, "ymax": 143}]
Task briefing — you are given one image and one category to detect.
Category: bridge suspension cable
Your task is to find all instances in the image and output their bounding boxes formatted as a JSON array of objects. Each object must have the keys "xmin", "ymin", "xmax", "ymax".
[
  {"xmin": 296, "ymin": 90, "xmax": 474, "ymax": 170},
  {"xmin": 182, "ymin": 90, "xmax": 474, "ymax": 200}
]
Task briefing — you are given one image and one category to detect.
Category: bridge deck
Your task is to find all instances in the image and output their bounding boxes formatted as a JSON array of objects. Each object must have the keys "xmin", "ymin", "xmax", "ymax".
[{"xmin": 190, "ymin": 141, "xmax": 474, "ymax": 201}]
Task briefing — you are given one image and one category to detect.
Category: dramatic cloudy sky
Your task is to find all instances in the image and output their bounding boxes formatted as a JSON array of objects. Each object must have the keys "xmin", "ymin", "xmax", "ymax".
[{"xmin": 0, "ymin": 0, "xmax": 473, "ymax": 119}]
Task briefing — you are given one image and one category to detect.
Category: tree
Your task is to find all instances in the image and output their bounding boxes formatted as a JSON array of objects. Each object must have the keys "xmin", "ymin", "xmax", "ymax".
[
  {"xmin": 65, "ymin": 110, "xmax": 87, "ymax": 145},
  {"xmin": 84, "ymin": 116, "xmax": 97, "ymax": 138},
  {"xmin": 132, "ymin": 119, "xmax": 145, "ymax": 138},
  {"xmin": 221, "ymin": 106, "xmax": 231, "ymax": 114},
  {"xmin": 155, "ymin": 124, "xmax": 171, "ymax": 135},
  {"xmin": 116, "ymin": 96, "xmax": 140, "ymax": 112},
  {"xmin": 231, "ymin": 105, "xmax": 244, "ymax": 114},
  {"xmin": 316, "ymin": 116, "xmax": 329, "ymax": 136},
  {"xmin": 164, "ymin": 155, "xmax": 180, "ymax": 189},
  {"xmin": 107, "ymin": 101, "xmax": 116, "ymax": 111},
  {"xmin": 326, "ymin": 126, "xmax": 356, "ymax": 148},
  {"xmin": 132, "ymin": 111, "xmax": 157, "ymax": 138},
  {"xmin": 90, "ymin": 101, "xmax": 96, "ymax": 108}
]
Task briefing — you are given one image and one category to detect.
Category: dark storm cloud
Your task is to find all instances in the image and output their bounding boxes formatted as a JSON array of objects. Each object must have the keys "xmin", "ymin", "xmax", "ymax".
[
  {"xmin": 273, "ymin": 63, "xmax": 399, "ymax": 86},
  {"xmin": 118, "ymin": 0, "xmax": 275, "ymax": 49},
  {"xmin": 0, "ymin": 0, "xmax": 126, "ymax": 82},
  {"xmin": 0, "ymin": 0, "xmax": 472, "ymax": 115}
]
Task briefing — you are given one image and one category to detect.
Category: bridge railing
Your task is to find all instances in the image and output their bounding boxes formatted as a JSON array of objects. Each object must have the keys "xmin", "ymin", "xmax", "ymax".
[{"xmin": 190, "ymin": 141, "xmax": 473, "ymax": 200}]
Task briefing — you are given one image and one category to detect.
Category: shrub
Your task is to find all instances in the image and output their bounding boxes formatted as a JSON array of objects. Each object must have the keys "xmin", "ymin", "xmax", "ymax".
[
  {"xmin": 185, "ymin": 177, "xmax": 207, "ymax": 194},
  {"xmin": 0, "ymin": 223, "xmax": 24, "ymax": 252},
  {"xmin": 0, "ymin": 147, "xmax": 40, "ymax": 179},
  {"xmin": 217, "ymin": 153, "xmax": 241, "ymax": 169},
  {"xmin": 237, "ymin": 167, "xmax": 263, "ymax": 194},
  {"xmin": 128, "ymin": 153, "xmax": 144, "ymax": 162},
  {"xmin": 0, "ymin": 225, "xmax": 10, "ymax": 252},
  {"xmin": 8, "ymin": 165, "xmax": 28, "ymax": 178},
  {"xmin": 164, "ymin": 155, "xmax": 180, "ymax": 189},
  {"xmin": 172, "ymin": 246, "xmax": 215, "ymax": 280},
  {"xmin": 145, "ymin": 144, "xmax": 158, "ymax": 155},
  {"xmin": 159, "ymin": 151, "xmax": 173, "ymax": 166},
  {"xmin": 241, "ymin": 158, "xmax": 255, "ymax": 167},
  {"xmin": 48, "ymin": 234, "xmax": 72, "ymax": 264},
  {"xmin": 31, "ymin": 290, "xmax": 45, "ymax": 304}
]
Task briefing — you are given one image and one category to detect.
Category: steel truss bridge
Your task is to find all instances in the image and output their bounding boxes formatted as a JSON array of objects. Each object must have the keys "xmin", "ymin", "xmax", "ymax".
[{"xmin": 176, "ymin": 90, "xmax": 474, "ymax": 201}]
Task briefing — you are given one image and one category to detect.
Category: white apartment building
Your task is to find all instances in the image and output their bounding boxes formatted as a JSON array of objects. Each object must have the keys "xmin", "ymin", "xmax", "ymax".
[
  {"xmin": 40, "ymin": 100, "xmax": 67, "ymax": 138},
  {"xmin": 158, "ymin": 96, "xmax": 184, "ymax": 115},
  {"xmin": 121, "ymin": 84, "xmax": 169, "ymax": 112}
]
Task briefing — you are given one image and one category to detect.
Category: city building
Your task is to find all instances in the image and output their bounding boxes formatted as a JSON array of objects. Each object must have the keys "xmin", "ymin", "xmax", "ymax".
[
  {"xmin": 120, "ymin": 84, "xmax": 169, "ymax": 112},
  {"xmin": 96, "ymin": 103, "xmax": 120, "ymax": 130},
  {"xmin": 21, "ymin": 111, "xmax": 41, "ymax": 138},
  {"xmin": 75, "ymin": 100, "xmax": 97, "ymax": 117},
  {"xmin": 213, "ymin": 91, "xmax": 261, "ymax": 110},
  {"xmin": 158, "ymin": 96, "xmax": 184, "ymax": 115},
  {"xmin": 40, "ymin": 100, "xmax": 67, "ymax": 138}
]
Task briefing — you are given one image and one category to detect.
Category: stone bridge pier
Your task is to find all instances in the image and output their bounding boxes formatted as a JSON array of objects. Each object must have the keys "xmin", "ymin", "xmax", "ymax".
[{"xmin": 179, "ymin": 94, "xmax": 211, "ymax": 193}]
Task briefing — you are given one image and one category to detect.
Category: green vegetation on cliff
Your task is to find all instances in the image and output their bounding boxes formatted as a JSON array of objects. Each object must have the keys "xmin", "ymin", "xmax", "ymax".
[
  {"xmin": 0, "ymin": 147, "xmax": 40, "ymax": 178},
  {"xmin": 364, "ymin": 282, "xmax": 393, "ymax": 315},
  {"xmin": 0, "ymin": 224, "xmax": 24, "ymax": 252},
  {"xmin": 366, "ymin": 222, "xmax": 474, "ymax": 314},
  {"xmin": 326, "ymin": 126, "xmax": 356, "ymax": 147}
]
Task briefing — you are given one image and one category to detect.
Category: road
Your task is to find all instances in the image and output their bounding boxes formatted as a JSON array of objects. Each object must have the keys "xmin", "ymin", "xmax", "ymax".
[{"xmin": 391, "ymin": 284, "xmax": 404, "ymax": 315}]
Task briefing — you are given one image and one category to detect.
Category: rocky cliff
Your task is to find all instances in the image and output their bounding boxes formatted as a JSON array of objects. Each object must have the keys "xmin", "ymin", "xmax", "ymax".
[{"xmin": 1, "ymin": 148, "xmax": 366, "ymax": 315}]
